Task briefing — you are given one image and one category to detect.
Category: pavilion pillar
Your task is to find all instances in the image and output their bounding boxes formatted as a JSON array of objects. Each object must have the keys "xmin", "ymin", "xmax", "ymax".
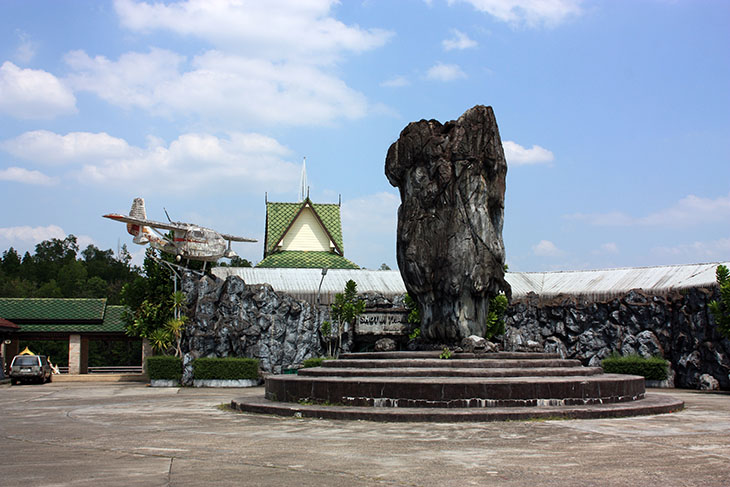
[
  {"xmin": 5, "ymin": 338, "xmax": 19, "ymax": 369},
  {"xmin": 80, "ymin": 336, "xmax": 89, "ymax": 374},
  {"xmin": 69, "ymin": 334, "xmax": 81, "ymax": 374}
]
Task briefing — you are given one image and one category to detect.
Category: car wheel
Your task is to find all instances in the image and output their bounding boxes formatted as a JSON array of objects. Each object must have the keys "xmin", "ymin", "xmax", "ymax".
[{"xmin": 11, "ymin": 378, "xmax": 18, "ymax": 385}]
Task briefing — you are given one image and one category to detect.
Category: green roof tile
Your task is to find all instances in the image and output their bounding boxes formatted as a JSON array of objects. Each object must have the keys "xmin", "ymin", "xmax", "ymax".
[
  {"xmin": 265, "ymin": 199, "xmax": 345, "ymax": 255},
  {"xmin": 0, "ymin": 298, "xmax": 107, "ymax": 322},
  {"xmin": 256, "ymin": 251, "xmax": 359, "ymax": 269}
]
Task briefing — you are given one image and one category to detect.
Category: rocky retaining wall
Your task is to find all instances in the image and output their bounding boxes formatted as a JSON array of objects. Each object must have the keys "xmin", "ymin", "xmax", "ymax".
[
  {"xmin": 503, "ymin": 287, "xmax": 729, "ymax": 390},
  {"xmin": 180, "ymin": 272, "xmax": 728, "ymax": 390},
  {"xmin": 180, "ymin": 273, "xmax": 323, "ymax": 382}
]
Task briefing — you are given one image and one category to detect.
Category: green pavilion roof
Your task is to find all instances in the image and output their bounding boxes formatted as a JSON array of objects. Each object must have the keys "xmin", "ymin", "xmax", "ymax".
[
  {"xmin": 0, "ymin": 298, "xmax": 107, "ymax": 322},
  {"xmin": 265, "ymin": 199, "xmax": 345, "ymax": 256},
  {"xmin": 0, "ymin": 300, "xmax": 128, "ymax": 334},
  {"xmin": 256, "ymin": 251, "xmax": 359, "ymax": 269}
]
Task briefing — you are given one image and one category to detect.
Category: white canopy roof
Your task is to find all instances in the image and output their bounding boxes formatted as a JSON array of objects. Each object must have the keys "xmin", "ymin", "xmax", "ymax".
[{"xmin": 213, "ymin": 261, "xmax": 727, "ymax": 305}]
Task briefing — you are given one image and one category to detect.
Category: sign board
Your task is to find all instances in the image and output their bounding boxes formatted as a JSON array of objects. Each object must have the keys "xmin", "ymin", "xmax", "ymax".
[{"xmin": 355, "ymin": 309, "xmax": 409, "ymax": 335}]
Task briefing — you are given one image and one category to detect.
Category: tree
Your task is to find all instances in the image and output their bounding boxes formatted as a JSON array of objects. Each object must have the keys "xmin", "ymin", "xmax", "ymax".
[
  {"xmin": 330, "ymin": 280, "xmax": 365, "ymax": 357},
  {"xmin": 379, "ymin": 263, "xmax": 391, "ymax": 270},
  {"xmin": 120, "ymin": 248, "xmax": 175, "ymax": 343},
  {"xmin": 709, "ymin": 264, "xmax": 730, "ymax": 339},
  {"xmin": 217, "ymin": 256, "xmax": 253, "ymax": 267}
]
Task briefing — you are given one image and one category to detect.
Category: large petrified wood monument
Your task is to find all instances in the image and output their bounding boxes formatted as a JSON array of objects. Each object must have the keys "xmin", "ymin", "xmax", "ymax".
[{"xmin": 385, "ymin": 105, "xmax": 510, "ymax": 342}]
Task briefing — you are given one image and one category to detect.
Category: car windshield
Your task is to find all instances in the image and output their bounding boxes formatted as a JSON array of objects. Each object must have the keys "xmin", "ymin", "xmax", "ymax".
[{"xmin": 13, "ymin": 356, "xmax": 39, "ymax": 366}]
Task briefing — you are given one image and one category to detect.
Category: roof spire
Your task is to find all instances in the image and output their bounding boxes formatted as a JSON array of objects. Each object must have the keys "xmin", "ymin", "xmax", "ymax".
[{"xmin": 299, "ymin": 157, "xmax": 308, "ymax": 202}]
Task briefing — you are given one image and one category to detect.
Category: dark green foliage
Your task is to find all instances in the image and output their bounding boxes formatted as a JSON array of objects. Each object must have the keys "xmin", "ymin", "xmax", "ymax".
[
  {"xmin": 301, "ymin": 357, "xmax": 333, "ymax": 368},
  {"xmin": 192, "ymin": 357, "xmax": 259, "ymax": 380},
  {"xmin": 0, "ymin": 236, "xmax": 139, "ymax": 303},
  {"xmin": 19, "ymin": 340, "xmax": 69, "ymax": 367},
  {"xmin": 709, "ymin": 264, "xmax": 730, "ymax": 339},
  {"xmin": 601, "ymin": 354, "xmax": 669, "ymax": 381},
  {"xmin": 88, "ymin": 340, "xmax": 142, "ymax": 367},
  {"xmin": 485, "ymin": 293, "xmax": 509, "ymax": 340},
  {"xmin": 216, "ymin": 256, "xmax": 253, "ymax": 267},
  {"xmin": 404, "ymin": 293, "xmax": 420, "ymax": 325},
  {"xmin": 121, "ymin": 248, "xmax": 175, "ymax": 341},
  {"xmin": 146, "ymin": 355, "xmax": 182, "ymax": 381}
]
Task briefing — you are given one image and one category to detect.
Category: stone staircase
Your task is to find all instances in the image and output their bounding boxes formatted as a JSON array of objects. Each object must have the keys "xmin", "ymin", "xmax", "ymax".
[{"xmin": 232, "ymin": 351, "xmax": 684, "ymax": 422}]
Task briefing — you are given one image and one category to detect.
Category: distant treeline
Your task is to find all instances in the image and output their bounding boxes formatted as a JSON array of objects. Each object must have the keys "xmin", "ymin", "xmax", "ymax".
[{"xmin": 0, "ymin": 235, "xmax": 140, "ymax": 304}]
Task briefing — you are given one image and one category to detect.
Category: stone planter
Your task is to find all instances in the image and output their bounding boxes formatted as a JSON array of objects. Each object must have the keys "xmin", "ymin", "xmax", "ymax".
[
  {"xmin": 193, "ymin": 379, "xmax": 261, "ymax": 388},
  {"xmin": 150, "ymin": 379, "xmax": 180, "ymax": 387}
]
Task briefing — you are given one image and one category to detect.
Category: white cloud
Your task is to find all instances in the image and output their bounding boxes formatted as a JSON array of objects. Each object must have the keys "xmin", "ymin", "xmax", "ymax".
[
  {"xmin": 0, "ymin": 225, "xmax": 66, "ymax": 243},
  {"xmin": 0, "ymin": 167, "xmax": 56, "ymax": 186},
  {"xmin": 426, "ymin": 62, "xmax": 467, "ymax": 82},
  {"xmin": 566, "ymin": 193, "xmax": 730, "ymax": 228},
  {"xmin": 442, "ymin": 30, "xmax": 477, "ymax": 51},
  {"xmin": 65, "ymin": 48, "xmax": 369, "ymax": 125},
  {"xmin": 502, "ymin": 140, "xmax": 554, "ymax": 166},
  {"xmin": 14, "ymin": 30, "xmax": 38, "ymax": 64},
  {"xmin": 449, "ymin": 0, "xmax": 583, "ymax": 28},
  {"xmin": 114, "ymin": 0, "xmax": 392, "ymax": 64},
  {"xmin": 2, "ymin": 130, "xmax": 133, "ymax": 165},
  {"xmin": 72, "ymin": 1, "xmax": 392, "ymax": 126},
  {"xmin": 381, "ymin": 75, "xmax": 410, "ymax": 88},
  {"xmin": 0, "ymin": 62, "xmax": 76, "ymax": 119},
  {"xmin": 652, "ymin": 238, "xmax": 730, "ymax": 262},
  {"xmin": 2, "ymin": 129, "xmax": 299, "ymax": 193},
  {"xmin": 532, "ymin": 239, "xmax": 563, "ymax": 257}
]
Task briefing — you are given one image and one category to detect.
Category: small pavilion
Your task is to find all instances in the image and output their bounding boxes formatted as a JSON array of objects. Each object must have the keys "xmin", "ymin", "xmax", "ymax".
[{"xmin": 0, "ymin": 298, "xmax": 142, "ymax": 374}]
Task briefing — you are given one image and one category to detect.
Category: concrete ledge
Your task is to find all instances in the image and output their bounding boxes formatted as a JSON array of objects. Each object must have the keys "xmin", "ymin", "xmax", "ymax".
[
  {"xmin": 231, "ymin": 393, "xmax": 684, "ymax": 422},
  {"xmin": 150, "ymin": 379, "xmax": 179, "ymax": 387},
  {"xmin": 53, "ymin": 373, "xmax": 148, "ymax": 383},
  {"xmin": 193, "ymin": 379, "xmax": 261, "ymax": 388}
]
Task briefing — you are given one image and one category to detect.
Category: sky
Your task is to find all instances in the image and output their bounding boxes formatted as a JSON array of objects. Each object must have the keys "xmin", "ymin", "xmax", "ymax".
[{"xmin": 0, "ymin": 0, "xmax": 728, "ymax": 272}]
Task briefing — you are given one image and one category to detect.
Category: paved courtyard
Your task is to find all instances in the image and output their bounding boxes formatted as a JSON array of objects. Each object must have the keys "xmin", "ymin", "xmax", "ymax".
[{"xmin": 0, "ymin": 382, "xmax": 728, "ymax": 486}]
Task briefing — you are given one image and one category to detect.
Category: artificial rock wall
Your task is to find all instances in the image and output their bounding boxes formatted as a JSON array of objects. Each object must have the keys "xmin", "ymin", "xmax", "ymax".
[
  {"xmin": 180, "ymin": 271, "xmax": 728, "ymax": 390},
  {"xmin": 503, "ymin": 287, "xmax": 729, "ymax": 390},
  {"xmin": 181, "ymin": 273, "xmax": 323, "ymax": 381}
]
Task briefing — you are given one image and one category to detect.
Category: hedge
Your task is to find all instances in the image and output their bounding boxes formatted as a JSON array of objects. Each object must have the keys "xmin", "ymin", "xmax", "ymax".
[
  {"xmin": 147, "ymin": 355, "xmax": 182, "ymax": 381},
  {"xmin": 601, "ymin": 354, "xmax": 669, "ymax": 381},
  {"xmin": 192, "ymin": 357, "xmax": 259, "ymax": 380},
  {"xmin": 301, "ymin": 357, "xmax": 327, "ymax": 368}
]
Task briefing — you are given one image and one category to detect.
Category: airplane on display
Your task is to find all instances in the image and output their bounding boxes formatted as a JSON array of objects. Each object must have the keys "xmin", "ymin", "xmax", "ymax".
[{"xmin": 103, "ymin": 198, "xmax": 256, "ymax": 268}]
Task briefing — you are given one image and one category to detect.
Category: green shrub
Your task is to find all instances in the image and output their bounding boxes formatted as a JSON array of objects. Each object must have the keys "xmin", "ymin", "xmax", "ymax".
[
  {"xmin": 147, "ymin": 355, "xmax": 182, "ymax": 381},
  {"xmin": 301, "ymin": 357, "xmax": 333, "ymax": 368},
  {"xmin": 601, "ymin": 354, "xmax": 669, "ymax": 381},
  {"xmin": 192, "ymin": 357, "xmax": 259, "ymax": 380}
]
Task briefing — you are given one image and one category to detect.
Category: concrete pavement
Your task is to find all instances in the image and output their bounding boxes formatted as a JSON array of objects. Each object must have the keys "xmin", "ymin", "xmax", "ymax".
[{"xmin": 1, "ymin": 382, "xmax": 728, "ymax": 486}]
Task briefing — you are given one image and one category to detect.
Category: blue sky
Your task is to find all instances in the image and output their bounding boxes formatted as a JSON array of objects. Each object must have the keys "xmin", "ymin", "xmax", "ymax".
[{"xmin": 1, "ymin": 0, "xmax": 728, "ymax": 272}]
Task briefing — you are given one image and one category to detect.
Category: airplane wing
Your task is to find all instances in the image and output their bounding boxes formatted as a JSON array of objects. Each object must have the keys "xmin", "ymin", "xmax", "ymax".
[
  {"xmin": 103, "ymin": 213, "xmax": 190, "ymax": 232},
  {"xmin": 221, "ymin": 233, "xmax": 258, "ymax": 243}
]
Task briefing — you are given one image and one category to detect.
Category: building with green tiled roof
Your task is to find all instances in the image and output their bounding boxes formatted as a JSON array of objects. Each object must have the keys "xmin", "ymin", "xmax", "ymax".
[
  {"xmin": 0, "ymin": 298, "xmax": 138, "ymax": 374},
  {"xmin": 258, "ymin": 197, "xmax": 359, "ymax": 269}
]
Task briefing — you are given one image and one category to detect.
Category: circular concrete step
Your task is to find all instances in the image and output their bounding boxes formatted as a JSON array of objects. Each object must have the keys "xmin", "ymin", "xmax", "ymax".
[
  {"xmin": 298, "ymin": 366, "xmax": 604, "ymax": 378},
  {"xmin": 324, "ymin": 358, "xmax": 583, "ymax": 369},
  {"xmin": 231, "ymin": 393, "xmax": 685, "ymax": 422},
  {"xmin": 265, "ymin": 374, "xmax": 645, "ymax": 408}
]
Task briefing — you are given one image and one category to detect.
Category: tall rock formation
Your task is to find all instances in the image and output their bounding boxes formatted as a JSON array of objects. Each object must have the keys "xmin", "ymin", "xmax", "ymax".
[{"xmin": 385, "ymin": 105, "xmax": 510, "ymax": 341}]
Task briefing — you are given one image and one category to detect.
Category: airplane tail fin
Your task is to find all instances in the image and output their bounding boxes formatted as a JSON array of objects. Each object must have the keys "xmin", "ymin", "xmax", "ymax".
[
  {"xmin": 127, "ymin": 197, "xmax": 151, "ymax": 244},
  {"xmin": 130, "ymin": 197, "xmax": 147, "ymax": 220}
]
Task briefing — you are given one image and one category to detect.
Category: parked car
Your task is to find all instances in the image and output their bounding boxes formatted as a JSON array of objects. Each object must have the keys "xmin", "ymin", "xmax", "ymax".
[{"xmin": 9, "ymin": 354, "xmax": 53, "ymax": 385}]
